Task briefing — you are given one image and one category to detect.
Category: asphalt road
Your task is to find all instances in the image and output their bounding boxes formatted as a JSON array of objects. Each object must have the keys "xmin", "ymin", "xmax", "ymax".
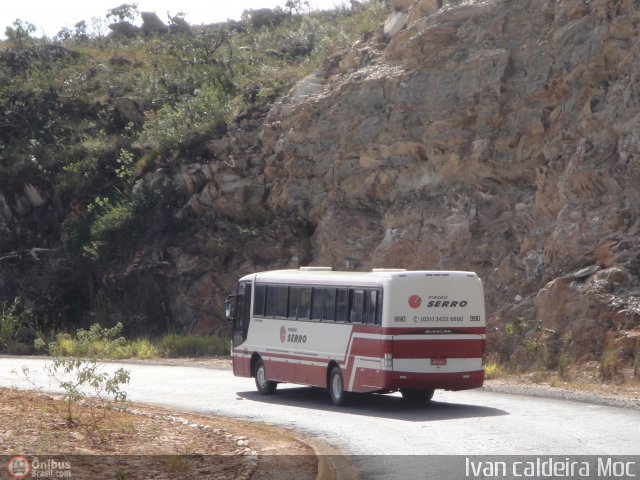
[{"xmin": 2, "ymin": 357, "xmax": 640, "ymax": 479}]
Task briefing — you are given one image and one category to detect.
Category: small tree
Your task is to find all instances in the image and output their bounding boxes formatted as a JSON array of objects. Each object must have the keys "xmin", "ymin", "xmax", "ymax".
[
  {"xmin": 107, "ymin": 3, "xmax": 139, "ymax": 23},
  {"xmin": 73, "ymin": 20, "xmax": 89, "ymax": 40},
  {"xmin": 23, "ymin": 323, "xmax": 131, "ymax": 436},
  {"xmin": 5, "ymin": 19, "xmax": 37, "ymax": 47},
  {"xmin": 43, "ymin": 356, "xmax": 130, "ymax": 428},
  {"xmin": 285, "ymin": 0, "xmax": 311, "ymax": 15},
  {"xmin": 90, "ymin": 16, "xmax": 109, "ymax": 41}
]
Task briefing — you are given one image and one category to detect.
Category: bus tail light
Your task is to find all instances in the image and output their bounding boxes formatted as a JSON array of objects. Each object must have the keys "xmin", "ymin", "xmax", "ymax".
[
  {"xmin": 384, "ymin": 353, "xmax": 393, "ymax": 368},
  {"xmin": 383, "ymin": 340, "xmax": 393, "ymax": 368}
]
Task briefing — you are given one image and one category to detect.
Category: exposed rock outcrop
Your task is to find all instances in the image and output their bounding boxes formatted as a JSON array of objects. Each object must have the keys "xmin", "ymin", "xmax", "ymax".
[
  {"xmin": 140, "ymin": 12, "xmax": 169, "ymax": 35},
  {"xmin": 93, "ymin": 0, "xmax": 640, "ymax": 350},
  {"xmin": 187, "ymin": 0, "xmax": 639, "ymax": 357}
]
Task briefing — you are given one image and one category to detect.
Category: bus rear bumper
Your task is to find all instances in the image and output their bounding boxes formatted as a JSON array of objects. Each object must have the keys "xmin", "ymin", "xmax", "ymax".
[{"xmin": 382, "ymin": 369, "xmax": 484, "ymax": 391}]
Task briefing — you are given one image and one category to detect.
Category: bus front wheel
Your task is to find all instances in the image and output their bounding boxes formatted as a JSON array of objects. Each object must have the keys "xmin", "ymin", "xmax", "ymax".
[
  {"xmin": 400, "ymin": 388, "xmax": 434, "ymax": 404},
  {"xmin": 254, "ymin": 358, "xmax": 277, "ymax": 395},
  {"xmin": 329, "ymin": 366, "xmax": 350, "ymax": 406}
]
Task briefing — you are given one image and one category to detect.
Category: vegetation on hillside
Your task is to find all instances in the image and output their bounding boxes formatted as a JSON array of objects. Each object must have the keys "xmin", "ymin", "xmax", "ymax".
[
  {"xmin": 0, "ymin": 1, "xmax": 387, "ymax": 332},
  {"xmin": 1, "ymin": 1, "xmax": 385, "ymax": 251}
]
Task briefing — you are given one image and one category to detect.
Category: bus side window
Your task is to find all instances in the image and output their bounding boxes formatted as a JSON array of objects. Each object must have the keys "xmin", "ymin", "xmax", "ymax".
[
  {"xmin": 323, "ymin": 288, "xmax": 337, "ymax": 321},
  {"xmin": 367, "ymin": 289, "xmax": 380, "ymax": 325},
  {"xmin": 349, "ymin": 289, "xmax": 365, "ymax": 324},
  {"xmin": 265, "ymin": 285, "xmax": 277, "ymax": 318},
  {"xmin": 288, "ymin": 287, "xmax": 299, "ymax": 319},
  {"xmin": 299, "ymin": 287, "xmax": 311, "ymax": 320},
  {"xmin": 336, "ymin": 289, "xmax": 348, "ymax": 322},
  {"xmin": 276, "ymin": 285, "xmax": 289, "ymax": 318},
  {"xmin": 311, "ymin": 287, "xmax": 323, "ymax": 321},
  {"xmin": 254, "ymin": 284, "xmax": 266, "ymax": 316}
]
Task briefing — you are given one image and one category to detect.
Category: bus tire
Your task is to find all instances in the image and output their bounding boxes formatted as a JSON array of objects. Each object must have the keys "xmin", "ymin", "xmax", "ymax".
[
  {"xmin": 329, "ymin": 366, "xmax": 350, "ymax": 406},
  {"xmin": 254, "ymin": 358, "xmax": 277, "ymax": 395},
  {"xmin": 400, "ymin": 388, "xmax": 434, "ymax": 404}
]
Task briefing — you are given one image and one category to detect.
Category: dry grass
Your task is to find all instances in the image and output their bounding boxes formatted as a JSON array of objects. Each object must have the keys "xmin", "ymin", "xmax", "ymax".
[
  {"xmin": 489, "ymin": 364, "xmax": 640, "ymax": 399},
  {"xmin": 1, "ymin": 387, "xmax": 316, "ymax": 479}
]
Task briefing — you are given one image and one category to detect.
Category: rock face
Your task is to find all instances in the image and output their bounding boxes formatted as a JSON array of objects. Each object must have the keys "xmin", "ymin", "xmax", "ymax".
[
  {"xmin": 2, "ymin": 0, "xmax": 640, "ymax": 363},
  {"xmin": 223, "ymin": 0, "xmax": 639, "ymax": 360}
]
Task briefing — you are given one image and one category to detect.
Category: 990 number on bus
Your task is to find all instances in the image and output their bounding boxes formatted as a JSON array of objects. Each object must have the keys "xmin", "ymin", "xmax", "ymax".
[
  {"xmin": 394, "ymin": 316, "xmax": 406, "ymax": 322},
  {"xmin": 470, "ymin": 315, "xmax": 481, "ymax": 322}
]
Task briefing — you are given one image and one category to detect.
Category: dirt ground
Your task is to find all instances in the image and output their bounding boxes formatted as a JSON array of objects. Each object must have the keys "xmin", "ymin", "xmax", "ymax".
[{"xmin": 0, "ymin": 386, "xmax": 317, "ymax": 479}]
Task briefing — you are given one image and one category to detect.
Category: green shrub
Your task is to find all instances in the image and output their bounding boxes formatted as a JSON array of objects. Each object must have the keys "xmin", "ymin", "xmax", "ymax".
[
  {"xmin": 77, "ymin": 196, "xmax": 137, "ymax": 261},
  {"xmin": 49, "ymin": 323, "xmax": 160, "ymax": 360},
  {"xmin": 128, "ymin": 338, "xmax": 159, "ymax": 359},
  {"xmin": 50, "ymin": 323, "xmax": 126, "ymax": 357},
  {"xmin": 484, "ymin": 361, "xmax": 501, "ymax": 380},
  {"xmin": 483, "ymin": 352, "xmax": 502, "ymax": 379},
  {"xmin": 159, "ymin": 333, "xmax": 229, "ymax": 357},
  {"xmin": 0, "ymin": 298, "xmax": 22, "ymax": 353},
  {"xmin": 0, "ymin": 297, "xmax": 38, "ymax": 354},
  {"xmin": 556, "ymin": 332, "xmax": 573, "ymax": 380},
  {"xmin": 134, "ymin": 85, "xmax": 228, "ymax": 155},
  {"xmin": 600, "ymin": 346, "xmax": 623, "ymax": 383}
]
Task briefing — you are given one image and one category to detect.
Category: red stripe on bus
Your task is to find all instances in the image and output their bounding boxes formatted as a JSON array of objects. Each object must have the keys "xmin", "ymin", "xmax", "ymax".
[
  {"xmin": 390, "ymin": 339, "xmax": 483, "ymax": 359},
  {"xmin": 349, "ymin": 337, "xmax": 383, "ymax": 357},
  {"xmin": 231, "ymin": 351, "xmax": 484, "ymax": 392}
]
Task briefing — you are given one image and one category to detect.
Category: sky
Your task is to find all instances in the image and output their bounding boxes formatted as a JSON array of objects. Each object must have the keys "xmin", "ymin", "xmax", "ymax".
[{"xmin": 2, "ymin": 0, "xmax": 350, "ymax": 39}]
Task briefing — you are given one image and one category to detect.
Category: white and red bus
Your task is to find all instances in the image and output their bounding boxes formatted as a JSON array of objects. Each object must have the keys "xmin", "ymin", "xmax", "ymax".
[{"xmin": 225, "ymin": 267, "xmax": 485, "ymax": 406}]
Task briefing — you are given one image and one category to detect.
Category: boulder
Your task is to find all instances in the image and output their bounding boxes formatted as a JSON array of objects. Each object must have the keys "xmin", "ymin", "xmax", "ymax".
[
  {"xmin": 384, "ymin": 11, "xmax": 409, "ymax": 39},
  {"xmin": 112, "ymin": 97, "xmax": 145, "ymax": 129},
  {"xmin": 141, "ymin": 12, "xmax": 169, "ymax": 35}
]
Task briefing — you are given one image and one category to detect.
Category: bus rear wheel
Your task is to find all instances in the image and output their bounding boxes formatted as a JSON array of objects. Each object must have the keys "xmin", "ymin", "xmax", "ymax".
[
  {"xmin": 254, "ymin": 358, "xmax": 277, "ymax": 395},
  {"xmin": 329, "ymin": 366, "xmax": 350, "ymax": 406},
  {"xmin": 400, "ymin": 388, "xmax": 434, "ymax": 404}
]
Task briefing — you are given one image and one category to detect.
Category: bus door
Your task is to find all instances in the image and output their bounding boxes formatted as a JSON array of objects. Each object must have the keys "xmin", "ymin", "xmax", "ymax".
[
  {"xmin": 230, "ymin": 281, "xmax": 252, "ymax": 376},
  {"xmin": 348, "ymin": 287, "xmax": 384, "ymax": 392}
]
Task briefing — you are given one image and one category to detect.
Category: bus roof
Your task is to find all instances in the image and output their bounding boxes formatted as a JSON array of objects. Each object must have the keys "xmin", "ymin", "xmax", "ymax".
[{"xmin": 239, "ymin": 268, "xmax": 478, "ymax": 286}]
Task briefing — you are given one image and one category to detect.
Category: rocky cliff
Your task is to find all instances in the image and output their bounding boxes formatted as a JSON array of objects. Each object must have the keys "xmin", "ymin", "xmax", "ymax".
[{"xmin": 2, "ymin": 0, "xmax": 640, "ymax": 366}]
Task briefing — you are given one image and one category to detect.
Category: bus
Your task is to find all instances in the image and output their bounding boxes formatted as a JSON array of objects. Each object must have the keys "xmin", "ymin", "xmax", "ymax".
[{"xmin": 225, "ymin": 267, "xmax": 486, "ymax": 406}]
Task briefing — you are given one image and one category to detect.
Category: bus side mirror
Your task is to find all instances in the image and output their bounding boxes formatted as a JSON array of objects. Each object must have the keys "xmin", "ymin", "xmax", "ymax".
[{"xmin": 225, "ymin": 295, "xmax": 236, "ymax": 321}]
